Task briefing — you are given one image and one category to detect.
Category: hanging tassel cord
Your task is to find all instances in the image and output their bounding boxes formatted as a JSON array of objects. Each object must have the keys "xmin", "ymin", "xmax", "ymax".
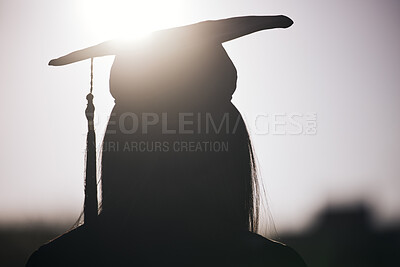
[{"xmin": 84, "ymin": 58, "xmax": 98, "ymax": 225}]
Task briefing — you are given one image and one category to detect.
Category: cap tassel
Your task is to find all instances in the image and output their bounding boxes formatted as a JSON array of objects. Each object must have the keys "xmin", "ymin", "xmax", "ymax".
[{"xmin": 84, "ymin": 58, "xmax": 98, "ymax": 225}]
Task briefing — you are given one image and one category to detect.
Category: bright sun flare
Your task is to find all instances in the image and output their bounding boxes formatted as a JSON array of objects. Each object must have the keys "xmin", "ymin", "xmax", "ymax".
[
  {"xmin": 74, "ymin": 1, "xmax": 187, "ymax": 145},
  {"xmin": 79, "ymin": 0, "xmax": 185, "ymax": 41}
]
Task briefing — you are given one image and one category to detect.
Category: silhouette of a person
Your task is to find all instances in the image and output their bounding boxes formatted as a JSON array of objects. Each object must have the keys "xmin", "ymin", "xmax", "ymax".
[{"xmin": 26, "ymin": 15, "xmax": 307, "ymax": 266}]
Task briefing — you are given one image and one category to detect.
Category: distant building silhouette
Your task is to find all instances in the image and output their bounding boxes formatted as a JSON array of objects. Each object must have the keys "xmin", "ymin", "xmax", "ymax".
[{"xmin": 281, "ymin": 204, "xmax": 400, "ymax": 267}]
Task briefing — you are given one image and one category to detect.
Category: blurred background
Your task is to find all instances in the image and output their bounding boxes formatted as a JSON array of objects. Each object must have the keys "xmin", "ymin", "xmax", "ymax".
[{"xmin": 0, "ymin": 0, "xmax": 399, "ymax": 266}]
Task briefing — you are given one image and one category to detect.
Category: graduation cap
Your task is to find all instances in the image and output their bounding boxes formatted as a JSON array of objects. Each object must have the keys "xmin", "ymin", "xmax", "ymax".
[{"xmin": 48, "ymin": 15, "xmax": 293, "ymax": 225}]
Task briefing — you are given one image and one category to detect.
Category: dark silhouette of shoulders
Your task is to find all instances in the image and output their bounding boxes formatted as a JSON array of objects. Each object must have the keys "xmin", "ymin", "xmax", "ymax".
[
  {"xmin": 238, "ymin": 231, "xmax": 307, "ymax": 267},
  {"xmin": 26, "ymin": 225, "xmax": 306, "ymax": 267}
]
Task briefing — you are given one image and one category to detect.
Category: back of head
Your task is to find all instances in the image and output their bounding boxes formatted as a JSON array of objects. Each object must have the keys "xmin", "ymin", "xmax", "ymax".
[{"xmin": 98, "ymin": 31, "xmax": 259, "ymax": 241}]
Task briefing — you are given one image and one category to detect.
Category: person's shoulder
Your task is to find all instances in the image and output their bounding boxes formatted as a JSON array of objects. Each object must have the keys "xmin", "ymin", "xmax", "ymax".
[
  {"xmin": 25, "ymin": 225, "xmax": 97, "ymax": 267},
  {"xmin": 239, "ymin": 231, "xmax": 307, "ymax": 267}
]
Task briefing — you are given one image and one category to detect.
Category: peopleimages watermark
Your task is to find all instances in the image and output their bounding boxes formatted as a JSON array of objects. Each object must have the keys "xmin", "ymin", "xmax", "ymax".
[
  {"xmin": 90, "ymin": 111, "xmax": 318, "ymax": 136},
  {"xmin": 83, "ymin": 112, "xmax": 317, "ymax": 153}
]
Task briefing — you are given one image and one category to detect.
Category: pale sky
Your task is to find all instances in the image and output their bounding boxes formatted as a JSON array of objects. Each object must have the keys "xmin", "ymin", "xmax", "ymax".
[{"xmin": 1, "ymin": 0, "xmax": 399, "ymax": 235}]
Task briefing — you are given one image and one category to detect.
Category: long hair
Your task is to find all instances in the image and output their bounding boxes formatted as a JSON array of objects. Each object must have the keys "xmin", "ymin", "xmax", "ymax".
[{"xmin": 98, "ymin": 103, "xmax": 260, "ymax": 236}]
